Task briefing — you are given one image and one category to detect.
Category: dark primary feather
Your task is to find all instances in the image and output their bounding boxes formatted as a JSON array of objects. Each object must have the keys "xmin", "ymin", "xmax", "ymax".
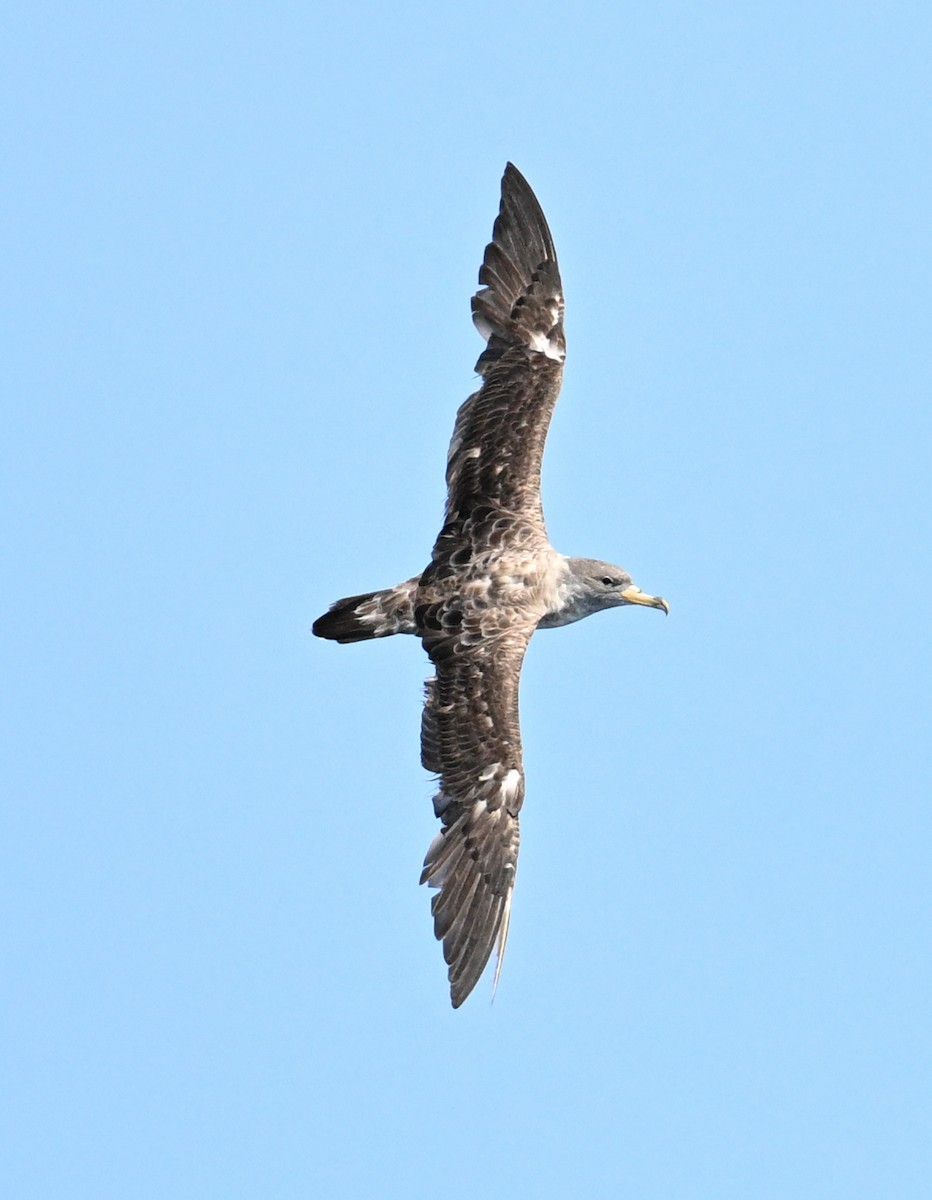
[
  {"xmin": 444, "ymin": 163, "xmax": 566, "ymax": 529},
  {"xmin": 419, "ymin": 620, "xmax": 533, "ymax": 1008}
]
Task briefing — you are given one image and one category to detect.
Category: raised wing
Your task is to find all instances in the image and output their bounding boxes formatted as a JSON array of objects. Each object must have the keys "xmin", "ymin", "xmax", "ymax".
[
  {"xmin": 418, "ymin": 615, "xmax": 534, "ymax": 1007},
  {"xmin": 444, "ymin": 164, "xmax": 566, "ymax": 529}
]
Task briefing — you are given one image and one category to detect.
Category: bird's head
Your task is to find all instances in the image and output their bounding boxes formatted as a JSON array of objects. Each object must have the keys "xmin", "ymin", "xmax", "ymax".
[{"xmin": 567, "ymin": 557, "xmax": 670, "ymax": 617}]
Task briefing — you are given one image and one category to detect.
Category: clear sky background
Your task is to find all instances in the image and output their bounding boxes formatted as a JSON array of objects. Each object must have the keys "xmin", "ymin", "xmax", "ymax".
[{"xmin": 3, "ymin": 2, "xmax": 931, "ymax": 1197}]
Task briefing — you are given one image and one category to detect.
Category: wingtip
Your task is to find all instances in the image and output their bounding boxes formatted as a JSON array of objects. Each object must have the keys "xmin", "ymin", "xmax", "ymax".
[
  {"xmin": 442, "ymin": 885, "xmax": 514, "ymax": 1010},
  {"xmin": 500, "ymin": 161, "xmax": 536, "ymax": 205}
]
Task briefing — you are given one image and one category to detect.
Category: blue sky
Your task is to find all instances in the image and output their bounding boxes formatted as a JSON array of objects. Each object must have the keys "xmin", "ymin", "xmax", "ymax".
[{"xmin": 3, "ymin": 2, "xmax": 931, "ymax": 1196}]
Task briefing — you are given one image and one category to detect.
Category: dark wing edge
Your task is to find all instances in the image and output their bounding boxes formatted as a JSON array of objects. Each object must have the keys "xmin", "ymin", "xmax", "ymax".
[
  {"xmin": 443, "ymin": 165, "xmax": 567, "ymax": 525},
  {"xmin": 471, "ymin": 163, "xmax": 565, "ymax": 374},
  {"xmin": 418, "ymin": 626, "xmax": 532, "ymax": 1007},
  {"xmin": 419, "ymin": 787, "xmax": 519, "ymax": 1008}
]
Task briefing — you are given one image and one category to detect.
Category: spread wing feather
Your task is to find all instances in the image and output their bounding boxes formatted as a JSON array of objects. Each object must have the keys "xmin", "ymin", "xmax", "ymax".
[
  {"xmin": 419, "ymin": 623, "xmax": 533, "ymax": 1008},
  {"xmin": 444, "ymin": 163, "xmax": 566, "ymax": 528}
]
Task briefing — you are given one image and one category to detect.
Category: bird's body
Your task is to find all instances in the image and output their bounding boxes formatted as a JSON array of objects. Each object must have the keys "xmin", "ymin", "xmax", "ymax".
[{"xmin": 314, "ymin": 165, "xmax": 668, "ymax": 1007}]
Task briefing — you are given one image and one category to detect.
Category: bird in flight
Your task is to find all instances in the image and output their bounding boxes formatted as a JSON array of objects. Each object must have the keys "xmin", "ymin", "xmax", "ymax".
[{"xmin": 314, "ymin": 164, "xmax": 668, "ymax": 1007}]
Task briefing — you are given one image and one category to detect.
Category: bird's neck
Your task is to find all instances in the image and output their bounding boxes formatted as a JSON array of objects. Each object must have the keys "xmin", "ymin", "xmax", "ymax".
[{"xmin": 537, "ymin": 557, "xmax": 598, "ymax": 629}]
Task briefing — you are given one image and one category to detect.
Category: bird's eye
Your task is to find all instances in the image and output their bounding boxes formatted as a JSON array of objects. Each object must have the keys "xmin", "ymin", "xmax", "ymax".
[{"xmin": 600, "ymin": 576, "xmax": 615, "ymax": 586}]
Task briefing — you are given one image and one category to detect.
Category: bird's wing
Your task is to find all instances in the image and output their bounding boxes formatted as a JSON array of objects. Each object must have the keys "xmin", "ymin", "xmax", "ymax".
[
  {"xmin": 418, "ymin": 612, "xmax": 535, "ymax": 1007},
  {"xmin": 444, "ymin": 163, "xmax": 565, "ymax": 530}
]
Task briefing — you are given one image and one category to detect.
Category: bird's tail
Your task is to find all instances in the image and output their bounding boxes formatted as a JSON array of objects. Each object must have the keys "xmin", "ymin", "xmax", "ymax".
[{"xmin": 312, "ymin": 578, "xmax": 419, "ymax": 644}]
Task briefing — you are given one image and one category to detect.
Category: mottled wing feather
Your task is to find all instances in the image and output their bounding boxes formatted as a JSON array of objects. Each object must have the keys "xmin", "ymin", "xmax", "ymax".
[
  {"xmin": 419, "ymin": 621, "xmax": 533, "ymax": 1008},
  {"xmin": 444, "ymin": 163, "xmax": 566, "ymax": 528}
]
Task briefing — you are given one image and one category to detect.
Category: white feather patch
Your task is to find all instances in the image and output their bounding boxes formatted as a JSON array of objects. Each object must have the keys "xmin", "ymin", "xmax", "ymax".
[
  {"xmin": 501, "ymin": 769, "xmax": 522, "ymax": 803},
  {"xmin": 528, "ymin": 331, "xmax": 565, "ymax": 362}
]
